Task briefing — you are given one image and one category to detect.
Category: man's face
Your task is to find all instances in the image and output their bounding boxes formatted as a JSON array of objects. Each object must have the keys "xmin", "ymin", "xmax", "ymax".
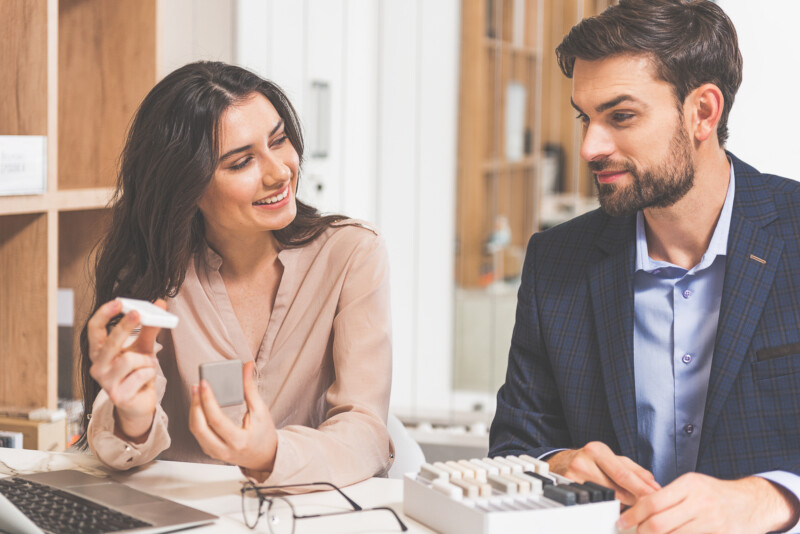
[{"xmin": 572, "ymin": 55, "xmax": 695, "ymax": 217}]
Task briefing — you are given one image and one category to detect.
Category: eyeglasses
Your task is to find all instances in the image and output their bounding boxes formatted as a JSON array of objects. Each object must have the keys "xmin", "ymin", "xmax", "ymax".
[{"xmin": 241, "ymin": 481, "xmax": 408, "ymax": 533}]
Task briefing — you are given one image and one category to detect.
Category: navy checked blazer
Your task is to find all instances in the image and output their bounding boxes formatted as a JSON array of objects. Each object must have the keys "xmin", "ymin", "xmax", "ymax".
[{"xmin": 489, "ymin": 153, "xmax": 800, "ymax": 481}]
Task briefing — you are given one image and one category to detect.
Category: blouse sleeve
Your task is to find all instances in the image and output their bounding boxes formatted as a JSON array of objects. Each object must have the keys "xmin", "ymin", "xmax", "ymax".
[
  {"xmin": 243, "ymin": 231, "xmax": 394, "ymax": 488},
  {"xmin": 87, "ymin": 340, "xmax": 171, "ymax": 470}
]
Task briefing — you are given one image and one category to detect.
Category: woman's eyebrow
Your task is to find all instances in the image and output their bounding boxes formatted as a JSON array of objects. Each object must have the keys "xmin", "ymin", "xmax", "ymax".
[{"xmin": 219, "ymin": 120, "xmax": 285, "ymax": 161}]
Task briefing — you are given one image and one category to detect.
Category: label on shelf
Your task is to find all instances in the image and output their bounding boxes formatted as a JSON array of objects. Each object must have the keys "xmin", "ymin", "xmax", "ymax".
[{"xmin": 0, "ymin": 135, "xmax": 47, "ymax": 196}]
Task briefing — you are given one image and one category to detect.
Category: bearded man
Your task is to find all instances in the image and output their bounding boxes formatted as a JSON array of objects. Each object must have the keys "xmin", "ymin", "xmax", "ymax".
[{"xmin": 489, "ymin": 1, "xmax": 800, "ymax": 532}]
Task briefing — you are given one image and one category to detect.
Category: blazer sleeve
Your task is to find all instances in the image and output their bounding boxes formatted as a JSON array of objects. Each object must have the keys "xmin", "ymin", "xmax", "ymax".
[
  {"xmin": 242, "ymin": 232, "xmax": 394, "ymax": 489},
  {"xmin": 489, "ymin": 233, "xmax": 572, "ymax": 459}
]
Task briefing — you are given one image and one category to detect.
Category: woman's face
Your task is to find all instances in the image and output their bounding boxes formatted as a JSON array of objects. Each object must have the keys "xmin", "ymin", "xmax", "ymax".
[{"xmin": 198, "ymin": 92, "xmax": 300, "ymax": 241}]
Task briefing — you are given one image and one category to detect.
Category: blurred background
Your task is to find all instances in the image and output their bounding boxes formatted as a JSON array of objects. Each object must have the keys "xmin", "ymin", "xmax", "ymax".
[{"xmin": 1, "ymin": 0, "xmax": 798, "ymax": 458}]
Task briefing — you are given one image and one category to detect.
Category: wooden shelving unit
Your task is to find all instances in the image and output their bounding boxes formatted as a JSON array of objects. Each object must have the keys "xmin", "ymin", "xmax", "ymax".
[
  {"xmin": 0, "ymin": 0, "xmax": 157, "ymax": 411},
  {"xmin": 455, "ymin": 0, "xmax": 611, "ymax": 288}
]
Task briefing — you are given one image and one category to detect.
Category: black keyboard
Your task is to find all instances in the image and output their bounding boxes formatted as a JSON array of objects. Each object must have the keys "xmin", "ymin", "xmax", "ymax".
[{"xmin": 0, "ymin": 476, "xmax": 152, "ymax": 533}]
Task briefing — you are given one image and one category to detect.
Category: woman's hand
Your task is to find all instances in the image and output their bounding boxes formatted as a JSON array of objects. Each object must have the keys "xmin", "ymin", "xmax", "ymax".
[
  {"xmin": 87, "ymin": 299, "xmax": 163, "ymax": 442},
  {"xmin": 189, "ymin": 361, "xmax": 278, "ymax": 472}
]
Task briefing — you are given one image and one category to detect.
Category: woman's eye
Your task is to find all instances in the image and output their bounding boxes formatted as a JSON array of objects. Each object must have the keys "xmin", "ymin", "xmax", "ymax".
[
  {"xmin": 230, "ymin": 156, "xmax": 252, "ymax": 170},
  {"xmin": 272, "ymin": 135, "xmax": 288, "ymax": 147}
]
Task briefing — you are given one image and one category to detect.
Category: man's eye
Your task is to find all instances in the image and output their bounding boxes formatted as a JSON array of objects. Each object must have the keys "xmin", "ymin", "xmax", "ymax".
[
  {"xmin": 230, "ymin": 156, "xmax": 252, "ymax": 170},
  {"xmin": 575, "ymin": 113, "xmax": 589, "ymax": 123},
  {"xmin": 612, "ymin": 112, "xmax": 634, "ymax": 123}
]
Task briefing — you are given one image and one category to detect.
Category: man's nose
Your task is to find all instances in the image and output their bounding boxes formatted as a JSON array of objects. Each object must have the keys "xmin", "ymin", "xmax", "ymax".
[{"xmin": 579, "ymin": 123, "xmax": 615, "ymax": 162}]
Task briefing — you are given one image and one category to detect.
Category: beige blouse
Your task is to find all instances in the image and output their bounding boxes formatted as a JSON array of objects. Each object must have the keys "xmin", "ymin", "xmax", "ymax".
[{"xmin": 87, "ymin": 220, "xmax": 394, "ymax": 488}]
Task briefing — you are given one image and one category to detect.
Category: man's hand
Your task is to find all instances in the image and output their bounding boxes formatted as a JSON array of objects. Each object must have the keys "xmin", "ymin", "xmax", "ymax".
[
  {"xmin": 547, "ymin": 441, "xmax": 660, "ymax": 506},
  {"xmin": 618, "ymin": 473, "xmax": 800, "ymax": 533}
]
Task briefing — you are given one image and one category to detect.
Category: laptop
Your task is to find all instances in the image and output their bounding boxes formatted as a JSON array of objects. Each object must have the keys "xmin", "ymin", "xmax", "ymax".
[{"xmin": 0, "ymin": 469, "xmax": 217, "ymax": 533}]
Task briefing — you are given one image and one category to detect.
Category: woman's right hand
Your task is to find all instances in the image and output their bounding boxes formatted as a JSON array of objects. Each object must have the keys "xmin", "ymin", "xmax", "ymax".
[{"xmin": 87, "ymin": 299, "xmax": 164, "ymax": 442}]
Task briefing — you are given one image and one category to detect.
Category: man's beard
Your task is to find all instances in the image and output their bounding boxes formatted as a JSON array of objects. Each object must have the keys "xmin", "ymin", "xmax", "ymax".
[{"xmin": 591, "ymin": 122, "xmax": 695, "ymax": 217}]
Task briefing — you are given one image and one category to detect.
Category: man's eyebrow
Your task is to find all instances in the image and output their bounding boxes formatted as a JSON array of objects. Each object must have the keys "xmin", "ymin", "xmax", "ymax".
[
  {"xmin": 219, "ymin": 120, "xmax": 285, "ymax": 161},
  {"xmin": 570, "ymin": 95, "xmax": 644, "ymax": 114}
]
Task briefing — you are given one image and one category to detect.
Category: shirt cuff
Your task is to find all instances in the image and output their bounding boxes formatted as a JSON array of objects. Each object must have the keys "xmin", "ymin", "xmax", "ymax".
[
  {"xmin": 537, "ymin": 448, "xmax": 567, "ymax": 461},
  {"xmin": 756, "ymin": 471, "xmax": 800, "ymax": 533},
  {"xmin": 87, "ymin": 390, "xmax": 170, "ymax": 470}
]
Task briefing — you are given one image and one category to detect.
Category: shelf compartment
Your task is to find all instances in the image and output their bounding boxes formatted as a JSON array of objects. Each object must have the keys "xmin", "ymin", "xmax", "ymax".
[
  {"xmin": 58, "ymin": 0, "xmax": 157, "ymax": 190},
  {"xmin": 0, "ymin": 1, "xmax": 48, "ymax": 136},
  {"xmin": 59, "ymin": 209, "xmax": 112, "ymax": 398},
  {"xmin": 0, "ymin": 213, "xmax": 50, "ymax": 408}
]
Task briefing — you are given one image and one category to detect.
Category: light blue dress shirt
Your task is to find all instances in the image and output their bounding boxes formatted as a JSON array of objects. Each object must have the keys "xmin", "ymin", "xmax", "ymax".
[{"xmin": 633, "ymin": 165, "xmax": 800, "ymax": 531}]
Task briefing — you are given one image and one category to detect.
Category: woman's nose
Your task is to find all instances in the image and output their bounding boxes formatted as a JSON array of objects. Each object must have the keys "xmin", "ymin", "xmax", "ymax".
[{"xmin": 261, "ymin": 152, "xmax": 292, "ymax": 184}]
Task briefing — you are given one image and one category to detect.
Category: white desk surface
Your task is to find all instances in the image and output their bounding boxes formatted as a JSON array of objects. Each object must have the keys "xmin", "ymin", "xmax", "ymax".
[{"xmin": 0, "ymin": 447, "xmax": 437, "ymax": 533}]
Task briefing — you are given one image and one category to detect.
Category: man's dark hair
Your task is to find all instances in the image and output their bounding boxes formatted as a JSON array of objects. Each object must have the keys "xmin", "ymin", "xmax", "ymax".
[{"xmin": 556, "ymin": 0, "xmax": 742, "ymax": 145}]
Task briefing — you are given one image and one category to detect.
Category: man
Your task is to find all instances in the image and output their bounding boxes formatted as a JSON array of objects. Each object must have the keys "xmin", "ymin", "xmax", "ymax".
[{"xmin": 489, "ymin": 0, "xmax": 800, "ymax": 532}]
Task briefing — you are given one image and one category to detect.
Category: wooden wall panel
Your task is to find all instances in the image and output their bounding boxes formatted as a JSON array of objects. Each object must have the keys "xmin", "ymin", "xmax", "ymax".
[
  {"xmin": 0, "ymin": 214, "xmax": 49, "ymax": 408},
  {"xmin": 456, "ymin": 0, "xmax": 489, "ymax": 287},
  {"xmin": 0, "ymin": 0, "xmax": 48, "ymax": 135},
  {"xmin": 58, "ymin": 0, "xmax": 157, "ymax": 190}
]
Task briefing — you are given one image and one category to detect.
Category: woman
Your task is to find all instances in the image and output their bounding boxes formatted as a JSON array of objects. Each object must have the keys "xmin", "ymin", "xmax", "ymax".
[{"xmin": 78, "ymin": 61, "xmax": 394, "ymax": 488}]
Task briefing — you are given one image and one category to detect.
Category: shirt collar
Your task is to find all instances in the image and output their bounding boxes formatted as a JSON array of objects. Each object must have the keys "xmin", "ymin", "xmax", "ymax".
[{"xmin": 635, "ymin": 160, "xmax": 736, "ymax": 274}]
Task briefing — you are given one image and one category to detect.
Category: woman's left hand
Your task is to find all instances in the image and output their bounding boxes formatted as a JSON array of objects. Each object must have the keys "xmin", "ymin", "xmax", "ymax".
[{"xmin": 189, "ymin": 361, "xmax": 278, "ymax": 472}]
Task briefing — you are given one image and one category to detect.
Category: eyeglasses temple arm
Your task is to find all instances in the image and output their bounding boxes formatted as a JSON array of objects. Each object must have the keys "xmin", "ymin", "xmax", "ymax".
[{"xmin": 294, "ymin": 507, "xmax": 408, "ymax": 532}]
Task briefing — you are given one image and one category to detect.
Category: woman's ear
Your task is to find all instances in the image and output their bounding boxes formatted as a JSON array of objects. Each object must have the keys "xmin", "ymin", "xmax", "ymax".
[{"xmin": 687, "ymin": 83, "xmax": 724, "ymax": 144}]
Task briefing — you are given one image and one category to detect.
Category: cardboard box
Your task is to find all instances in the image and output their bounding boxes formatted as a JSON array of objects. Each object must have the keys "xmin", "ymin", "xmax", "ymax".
[{"xmin": 0, "ymin": 416, "xmax": 66, "ymax": 452}]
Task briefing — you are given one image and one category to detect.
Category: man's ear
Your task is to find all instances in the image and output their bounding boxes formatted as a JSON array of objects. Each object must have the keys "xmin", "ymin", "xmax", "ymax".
[{"xmin": 687, "ymin": 83, "xmax": 724, "ymax": 144}]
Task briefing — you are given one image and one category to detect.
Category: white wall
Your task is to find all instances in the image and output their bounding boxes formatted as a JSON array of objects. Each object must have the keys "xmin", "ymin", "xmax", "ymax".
[
  {"xmin": 377, "ymin": 0, "xmax": 460, "ymax": 412},
  {"xmin": 158, "ymin": 0, "xmax": 235, "ymax": 78},
  {"xmin": 717, "ymin": 0, "xmax": 800, "ymax": 181}
]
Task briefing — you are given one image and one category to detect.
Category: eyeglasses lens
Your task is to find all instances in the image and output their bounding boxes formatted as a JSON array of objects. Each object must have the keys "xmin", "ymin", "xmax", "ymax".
[
  {"xmin": 265, "ymin": 497, "xmax": 295, "ymax": 534},
  {"xmin": 242, "ymin": 490, "xmax": 263, "ymax": 529}
]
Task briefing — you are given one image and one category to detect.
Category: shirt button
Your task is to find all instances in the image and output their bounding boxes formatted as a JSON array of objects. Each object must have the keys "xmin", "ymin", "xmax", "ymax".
[
  {"xmin": 682, "ymin": 353, "xmax": 693, "ymax": 364},
  {"xmin": 683, "ymin": 424, "xmax": 695, "ymax": 435},
  {"xmin": 682, "ymin": 289, "xmax": 693, "ymax": 299}
]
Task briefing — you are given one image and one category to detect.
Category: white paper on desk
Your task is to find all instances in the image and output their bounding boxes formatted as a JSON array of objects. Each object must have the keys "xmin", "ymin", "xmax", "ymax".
[{"xmin": 0, "ymin": 135, "xmax": 47, "ymax": 196}]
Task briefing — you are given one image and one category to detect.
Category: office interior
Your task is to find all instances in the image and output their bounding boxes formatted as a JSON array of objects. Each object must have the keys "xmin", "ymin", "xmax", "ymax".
[{"xmin": 1, "ymin": 0, "xmax": 798, "ymax": 463}]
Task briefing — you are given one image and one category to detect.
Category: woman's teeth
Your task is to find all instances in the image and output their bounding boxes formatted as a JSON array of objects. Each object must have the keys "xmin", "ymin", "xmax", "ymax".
[{"xmin": 254, "ymin": 187, "xmax": 288, "ymax": 205}]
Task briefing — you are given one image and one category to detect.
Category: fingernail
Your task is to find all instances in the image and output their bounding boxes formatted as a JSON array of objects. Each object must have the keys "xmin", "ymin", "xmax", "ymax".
[
  {"xmin": 191, "ymin": 385, "xmax": 198, "ymax": 395},
  {"xmin": 201, "ymin": 380, "xmax": 209, "ymax": 391},
  {"xmin": 617, "ymin": 517, "xmax": 628, "ymax": 529}
]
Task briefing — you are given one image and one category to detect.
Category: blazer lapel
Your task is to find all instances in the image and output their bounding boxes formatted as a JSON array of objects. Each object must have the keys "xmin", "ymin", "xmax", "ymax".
[
  {"xmin": 588, "ymin": 215, "xmax": 639, "ymax": 461},
  {"xmin": 698, "ymin": 165, "xmax": 783, "ymax": 459}
]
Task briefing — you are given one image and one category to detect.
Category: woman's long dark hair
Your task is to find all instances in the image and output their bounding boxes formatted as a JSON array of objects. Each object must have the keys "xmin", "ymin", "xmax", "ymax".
[{"xmin": 76, "ymin": 61, "xmax": 344, "ymax": 447}]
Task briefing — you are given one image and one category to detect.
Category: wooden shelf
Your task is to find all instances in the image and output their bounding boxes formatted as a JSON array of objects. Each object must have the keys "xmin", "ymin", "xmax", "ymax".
[
  {"xmin": 482, "ymin": 156, "xmax": 537, "ymax": 173},
  {"xmin": 0, "ymin": 188, "xmax": 115, "ymax": 215},
  {"xmin": 0, "ymin": 0, "xmax": 157, "ymax": 416},
  {"xmin": 456, "ymin": 0, "xmax": 611, "ymax": 287},
  {"xmin": 484, "ymin": 38, "xmax": 538, "ymax": 58}
]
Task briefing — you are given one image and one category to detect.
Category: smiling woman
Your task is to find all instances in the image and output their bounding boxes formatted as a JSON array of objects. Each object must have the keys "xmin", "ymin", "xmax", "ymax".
[{"xmin": 75, "ymin": 61, "xmax": 394, "ymax": 490}]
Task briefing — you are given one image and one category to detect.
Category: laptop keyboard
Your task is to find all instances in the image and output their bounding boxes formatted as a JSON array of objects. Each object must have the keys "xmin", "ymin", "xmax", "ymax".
[{"xmin": 0, "ymin": 476, "xmax": 152, "ymax": 533}]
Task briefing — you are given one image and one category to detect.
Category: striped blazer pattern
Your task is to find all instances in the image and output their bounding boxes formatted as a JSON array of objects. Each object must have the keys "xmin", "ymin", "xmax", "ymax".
[{"xmin": 489, "ymin": 153, "xmax": 800, "ymax": 481}]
